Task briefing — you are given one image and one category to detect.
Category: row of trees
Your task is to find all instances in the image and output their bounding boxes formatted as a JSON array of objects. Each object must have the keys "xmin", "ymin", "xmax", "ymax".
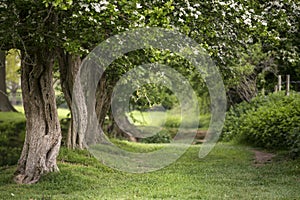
[{"xmin": 0, "ymin": 0, "xmax": 299, "ymax": 184}]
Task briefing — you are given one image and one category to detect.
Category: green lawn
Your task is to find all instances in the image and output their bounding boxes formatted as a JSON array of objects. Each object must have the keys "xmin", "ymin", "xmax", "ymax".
[
  {"xmin": 1, "ymin": 108, "xmax": 299, "ymax": 199},
  {"xmin": 0, "ymin": 111, "xmax": 25, "ymax": 123},
  {"xmin": 128, "ymin": 110, "xmax": 211, "ymax": 130},
  {"xmin": 0, "ymin": 142, "xmax": 299, "ymax": 199},
  {"xmin": 5, "ymin": 105, "xmax": 70, "ymax": 120}
]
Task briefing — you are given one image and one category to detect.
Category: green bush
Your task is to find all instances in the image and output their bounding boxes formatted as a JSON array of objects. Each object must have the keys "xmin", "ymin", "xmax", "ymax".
[
  {"xmin": 164, "ymin": 116, "xmax": 181, "ymax": 128},
  {"xmin": 140, "ymin": 130, "xmax": 171, "ymax": 143},
  {"xmin": 0, "ymin": 116, "xmax": 72, "ymax": 166},
  {"xmin": 0, "ymin": 121, "xmax": 26, "ymax": 166},
  {"xmin": 60, "ymin": 117, "xmax": 70, "ymax": 146},
  {"xmin": 222, "ymin": 92, "xmax": 300, "ymax": 157}
]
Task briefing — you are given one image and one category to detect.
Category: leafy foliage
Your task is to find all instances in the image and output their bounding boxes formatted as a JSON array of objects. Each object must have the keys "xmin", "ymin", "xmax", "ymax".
[
  {"xmin": 140, "ymin": 130, "xmax": 172, "ymax": 143},
  {"xmin": 222, "ymin": 92, "xmax": 300, "ymax": 157},
  {"xmin": 0, "ymin": 121, "xmax": 25, "ymax": 166},
  {"xmin": 0, "ymin": 109, "xmax": 70, "ymax": 166}
]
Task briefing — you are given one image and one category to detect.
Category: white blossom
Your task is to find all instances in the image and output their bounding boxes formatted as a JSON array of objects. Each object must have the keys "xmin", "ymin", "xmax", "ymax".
[
  {"xmin": 261, "ymin": 20, "xmax": 267, "ymax": 26},
  {"xmin": 222, "ymin": 11, "xmax": 226, "ymax": 17},
  {"xmin": 99, "ymin": 0, "xmax": 109, "ymax": 5},
  {"xmin": 94, "ymin": 6, "xmax": 100, "ymax": 13},
  {"xmin": 229, "ymin": 2, "xmax": 237, "ymax": 8},
  {"xmin": 274, "ymin": 36, "xmax": 281, "ymax": 40},
  {"xmin": 241, "ymin": 14, "xmax": 247, "ymax": 20},
  {"xmin": 244, "ymin": 18, "xmax": 251, "ymax": 25},
  {"xmin": 188, "ymin": 6, "xmax": 196, "ymax": 12}
]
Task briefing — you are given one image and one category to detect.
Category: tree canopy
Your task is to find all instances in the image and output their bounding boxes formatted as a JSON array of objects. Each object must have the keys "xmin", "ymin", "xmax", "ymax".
[{"xmin": 0, "ymin": 0, "xmax": 299, "ymax": 184}]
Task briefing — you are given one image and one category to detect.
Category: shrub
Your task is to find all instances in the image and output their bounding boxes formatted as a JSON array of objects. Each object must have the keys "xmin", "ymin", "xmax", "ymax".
[
  {"xmin": 164, "ymin": 115, "xmax": 181, "ymax": 128},
  {"xmin": 0, "ymin": 121, "xmax": 26, "ymax": 166},
  {"xmin": 140, "ymin": 130, "xmax": 171, "ymax": 143},
  {"xmin": 0, "ymin": 116, "xmax": 71, "ymax": 166},
  {"xmin": 222, "ymin": 92, "xmax": 300, "ymax": 157},
  {"xmin": 60, "ymin": 117, "xmax": 70, "ymax": 146}
]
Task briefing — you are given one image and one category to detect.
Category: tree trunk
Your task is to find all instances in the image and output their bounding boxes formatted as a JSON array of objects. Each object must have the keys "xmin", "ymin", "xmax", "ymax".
[
  {"xmin": 58, "ymin": 50, "xmax": 137, "ymax": 148},
  {"xmin": 109, "ymin": 119, "xmax": 137, "ymax": 142},
  {"xmin": 95, "ymin": 73, "xmax": 113, "ymax": 129},
  {"xmin": 58, "ymin": 50, "xmax": 92, "ymax": 149},
  {"xmin": 0, "ymin": 51, "xmax": 17, "ymax": 112},
  {"xmin": 57, "ymin": 50, "xmax": 80, "ymax": 149},
  {"xmin": 14, "ymin": 49, "xmax": 61, "ymax": 184},
  {"xmin": 95, "ymin": 73, "xmax": 137, "ymax": 141},
  {"xmin": 10, "ymin": 82, "xmax": 19, "ymax": 105}
]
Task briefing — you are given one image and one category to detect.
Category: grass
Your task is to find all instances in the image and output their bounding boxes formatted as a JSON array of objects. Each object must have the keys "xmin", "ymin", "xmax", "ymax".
[
  {"xmin": 1, "ymin": 108, "xmax": 299, "ymax": 199},
  {"xmin": 0, "ymin": 111, "xmax": 25, "ymax": 123},
  {"xmin": 0, "ymin": 142, "xmax": 299, "ymax": 199},
  {"xmin": 4, "ymin": 105, "xmax": 70, "ymax": 120},
  {"xmin": 128, "ymin": 110, "xmax": 211, "ymax": 130}
]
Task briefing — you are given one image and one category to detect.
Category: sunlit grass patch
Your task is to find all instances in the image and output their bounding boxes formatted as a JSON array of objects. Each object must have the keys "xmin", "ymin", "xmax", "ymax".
[{"xmin": 128, "ymin": 110, "xmax": 211, "ymax": 130}]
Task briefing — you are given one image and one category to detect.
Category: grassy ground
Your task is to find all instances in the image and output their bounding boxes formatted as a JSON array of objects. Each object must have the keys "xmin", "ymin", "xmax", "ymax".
[
  {"xmin": 128, "ymin": 110, "xmax": 211, "ymax": 130},
  {"xmin": 1, "ymin": 108, "xmax": 299, "ymax": 199},
  {"xmin": 0, "ymin": 111, "xmax": 25, "ymax": 123},
  {"xmin": 7, "ymin": 105, "xmax": 70, "ymax": 119},
  {"xmin": 0, "ymin": 142, "xmax": 299, "ymax": 200}
]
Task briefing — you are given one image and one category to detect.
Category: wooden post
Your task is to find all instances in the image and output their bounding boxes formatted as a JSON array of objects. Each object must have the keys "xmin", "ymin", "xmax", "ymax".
[
  {"xmin": 274, "ymin": 85, "xmax": 278, "ymax": 93},
  {"xmin": 286, "ymin": 75, "xmax": 290, "ymax": 96},
  {"xmin": 278, "ymin": 75, "xmax": 282, "ymax": 91}
]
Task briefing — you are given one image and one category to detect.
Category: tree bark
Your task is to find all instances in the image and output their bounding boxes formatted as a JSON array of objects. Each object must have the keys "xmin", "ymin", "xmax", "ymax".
[
  {"xmin": 58, "ymin": 50, "xmax": 96, "ymax": 149},
  {"xmin": 14, "ymin": 49, "xmax": 61, "ymax": 184},
  {"xmin": 95, "ymin": 73, "xmax": 113, "ymax": 129},
  {"xmin": 0, "ymin": 51, "xmax": 17, "ymax": 112},
  {"xmin": 57, "ymin": 50, "xmax": 81, "ymax": 149},
  {"xmin": 58, "ymin": 50, "xmax": 137, "ymax": 148},
  {"xmin": 10, "ymin": 82, "xmax": 19, "ymax": 105},
  {"xmin": 95, "ymin": 73, "xmax": 137, "ymax": 142}
]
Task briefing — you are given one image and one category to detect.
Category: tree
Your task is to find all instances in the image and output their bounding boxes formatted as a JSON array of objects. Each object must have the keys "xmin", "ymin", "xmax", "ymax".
[
  {"xmin": 6, "ymin": 49, "xmax": 21, "ymax": 105},
  {"xmin": 1, "ymin": 1, "xmax": 62, "ymax": 184},
  {"xmin": 0, "ymin": 51, "xmax": 17, "ymax": 112}
]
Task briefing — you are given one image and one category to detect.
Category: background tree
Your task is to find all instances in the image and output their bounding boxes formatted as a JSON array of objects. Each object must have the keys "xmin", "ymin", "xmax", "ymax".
[
  {"xmin": 6, "ymin": 49, "xmax": 21, "ymax": 105},
  {"xmin": 0, "ymin": 51, "xmax": 17, "ymax": 112}
]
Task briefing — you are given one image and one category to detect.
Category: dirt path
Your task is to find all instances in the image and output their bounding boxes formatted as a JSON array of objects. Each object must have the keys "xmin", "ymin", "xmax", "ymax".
[{"xmin": 252, "ymin": 149, "xmax": 276, "ymax": 166}]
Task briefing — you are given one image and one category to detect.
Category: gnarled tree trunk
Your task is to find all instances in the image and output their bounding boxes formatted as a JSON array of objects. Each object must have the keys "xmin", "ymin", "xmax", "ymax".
[
  {"xmin": 95, "ymin": 72, "xmax": 137, "ymax": 141},
  {"xmin": 0, "ymin": 51, "xmax": 17, "ymax": 112},
  {"xmin": 95, "ymin": 72, "xmax": 113, "ymax": 130},
  {"xmin": 14, "ymin": 49, "xmax": 61, "ymax": 184},
  {"xmin": 57, "ymin": 50, "xmax": 82, "ymax": 149},
  {"xmin": 58, "ymin": 50, "xmax": 137, "ymax": 148},
  {"xmin": 58, "ymin": 51, "xmax": 115, "ymax": 148}
]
